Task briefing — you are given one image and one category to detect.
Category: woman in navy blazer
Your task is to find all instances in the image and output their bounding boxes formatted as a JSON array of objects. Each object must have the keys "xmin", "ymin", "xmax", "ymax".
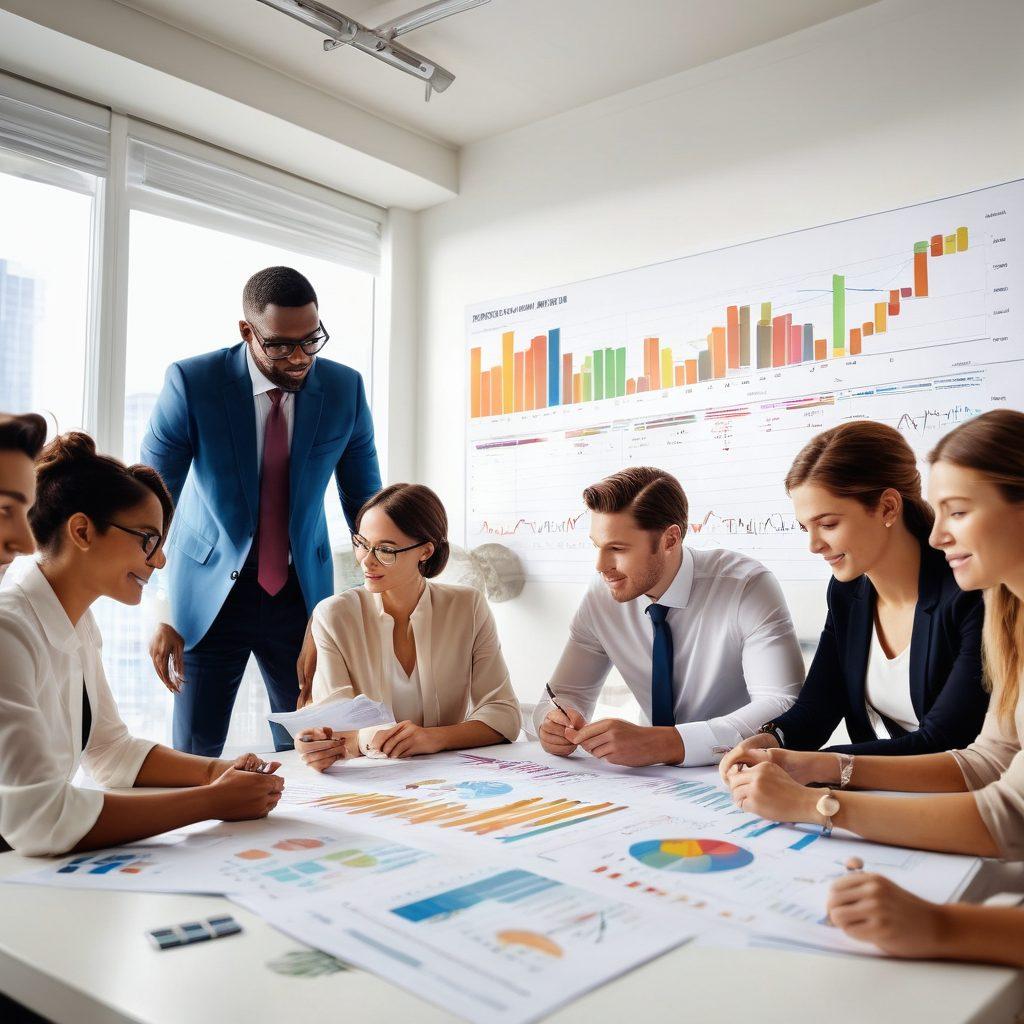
[{"xmin": 721, "ymin": 420, "xmax": 986, "ymax": 782}]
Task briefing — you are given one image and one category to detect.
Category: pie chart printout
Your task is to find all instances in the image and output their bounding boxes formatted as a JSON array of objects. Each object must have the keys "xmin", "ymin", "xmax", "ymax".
[{"xmin": 628, "ymin": 838, "xmax": 754, "ymax": 873}]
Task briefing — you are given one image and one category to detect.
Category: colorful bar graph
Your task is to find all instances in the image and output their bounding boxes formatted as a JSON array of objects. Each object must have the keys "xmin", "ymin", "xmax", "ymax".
[{"xmin": 469, "ymin": 222, "xmax": 969, "ymax": 417}]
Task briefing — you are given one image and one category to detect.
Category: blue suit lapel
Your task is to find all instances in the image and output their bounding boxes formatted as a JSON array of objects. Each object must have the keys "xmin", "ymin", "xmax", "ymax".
[
  {"xmin": 290, "ymin": 361, "xmax": 324, "ymax": 520},
  {"xmin": 223, "ymin": 344, "xmax": 258, "ymax": 531}
]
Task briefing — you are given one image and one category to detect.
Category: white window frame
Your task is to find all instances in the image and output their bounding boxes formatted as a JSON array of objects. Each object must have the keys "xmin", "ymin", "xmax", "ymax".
[{"xmin": 0, "ymin": 73, "xmax": 389, "ymax": 476}]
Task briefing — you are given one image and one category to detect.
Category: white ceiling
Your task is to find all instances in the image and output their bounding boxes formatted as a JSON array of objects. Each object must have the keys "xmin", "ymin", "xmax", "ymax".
[{"xmin": 117, "ymin": 0, "xmax": 878, "ymax": 147}]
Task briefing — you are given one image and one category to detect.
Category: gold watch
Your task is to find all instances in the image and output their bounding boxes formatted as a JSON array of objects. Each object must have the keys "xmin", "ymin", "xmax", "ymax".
[{"xmin": 815, "ymin": 789, "xmax": 840, "ymax": 837}]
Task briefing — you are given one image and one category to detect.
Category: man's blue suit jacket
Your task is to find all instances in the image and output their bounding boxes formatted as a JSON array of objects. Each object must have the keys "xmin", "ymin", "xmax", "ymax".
[{"xmin": 141, "ymin": 342, "xmax": 382, "ymax": 649}]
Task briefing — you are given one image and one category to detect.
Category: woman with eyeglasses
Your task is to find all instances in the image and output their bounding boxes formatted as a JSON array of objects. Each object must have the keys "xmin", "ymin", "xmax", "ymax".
[
  {"xmin": 0, "ymin": 431, "xmax": 285, "ymax": 857},
  {"xmin": 296, "ymin": 483, "xmax": 522, "ymax": 769}
]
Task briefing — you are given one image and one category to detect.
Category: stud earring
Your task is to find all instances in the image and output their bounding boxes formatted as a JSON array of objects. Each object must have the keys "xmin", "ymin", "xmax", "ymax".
[{"xmin": 885, "ymin": 520, "xmax": 893, "ymax": 528}]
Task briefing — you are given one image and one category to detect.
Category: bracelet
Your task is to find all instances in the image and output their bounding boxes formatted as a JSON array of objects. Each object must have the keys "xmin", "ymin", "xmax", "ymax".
[
  {"xmin": 836, "ymin": 753, "xmax": 855, "ymax": 789},
  {"xmin": 759, "ymin": 721, "xmax": 785, "ymax": 747},
  {"xmin": 815, "ymin": 789, "xmax": 841, "ymax": 837}
]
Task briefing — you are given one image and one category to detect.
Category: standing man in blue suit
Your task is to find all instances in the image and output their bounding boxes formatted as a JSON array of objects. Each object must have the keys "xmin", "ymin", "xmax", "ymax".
[{"xmin": 141, "ymin": 266, "xmax": 382, "ymax": 756}]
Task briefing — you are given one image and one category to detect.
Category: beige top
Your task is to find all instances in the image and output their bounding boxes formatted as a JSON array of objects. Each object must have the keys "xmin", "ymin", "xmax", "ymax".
[
  {"xmin": 310, "ymin": 581, "xmax": 522, "ymax": 743},
  {"xmin": 952, "ymin": 685, "xmax": 1024, "ymax": 861}
]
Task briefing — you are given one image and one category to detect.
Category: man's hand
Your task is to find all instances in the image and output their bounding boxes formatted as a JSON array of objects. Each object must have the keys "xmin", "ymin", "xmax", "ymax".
[
  {"xmin": 538, "ymin": 706, "xmax": 587, "ymax": 757},
  {"xmin": 296, "ymin": 621, "xmax": 317, "ymax": 709},
  {"xmin": 565, "ymin": 720, "xmax": 684, "ymax": 767},
  {"xmin": 150, "ymin": 623, "xmax": 185, "ymax": 694}
]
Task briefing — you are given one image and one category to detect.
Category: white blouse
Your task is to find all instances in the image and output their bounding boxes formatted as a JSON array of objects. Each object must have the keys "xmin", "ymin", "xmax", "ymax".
[
  {"xmin": 0, "ymin": 562, "xmax": 157, "ymax": 856},
  {"xmin": 864, "ymin": 626, "xmax": 918, "ymax": 738}
]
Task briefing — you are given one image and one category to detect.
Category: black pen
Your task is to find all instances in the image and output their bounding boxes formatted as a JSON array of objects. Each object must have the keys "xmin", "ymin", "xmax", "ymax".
[{"xmin": 545, "ymin": 683, "xmax": 571, "ymax": 720}]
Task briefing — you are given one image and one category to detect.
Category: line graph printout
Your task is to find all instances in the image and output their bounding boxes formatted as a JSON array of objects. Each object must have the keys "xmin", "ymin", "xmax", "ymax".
[{"xmin": 465, "ymin": 180, "xmax": 1024, "ymax": 582}]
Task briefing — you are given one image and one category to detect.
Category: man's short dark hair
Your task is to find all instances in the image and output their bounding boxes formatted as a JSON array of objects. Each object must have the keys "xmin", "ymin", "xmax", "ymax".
[
  {"xmin": 0, "ymin": 412, "xmax": 47, "ymax": 460},
  {"xmin": 583, "ymin": 466, "xmax": 689, "ymax": 535},
  {"xmin": 242, "ymin": 267, "xmax": 318, "ymax": 323}
]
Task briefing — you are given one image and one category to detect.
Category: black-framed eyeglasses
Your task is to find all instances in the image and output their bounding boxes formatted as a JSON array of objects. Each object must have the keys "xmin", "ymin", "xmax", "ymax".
[
  {"xmin": 248, "ymin": 321, "xmax": 330, "ymax": 360},
  {"xmin": 107, "ymin": 522, "xmax": 163, "ymax": 559},
  {"xmin": 351, "ymin": 533, "xmax": 427, "ymax": 567}
]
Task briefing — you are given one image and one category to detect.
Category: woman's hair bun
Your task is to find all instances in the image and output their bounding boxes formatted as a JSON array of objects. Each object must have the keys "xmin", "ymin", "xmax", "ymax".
[{"xmin": 38, "ymin": 431, "xmax": 98, "ymax": 470}]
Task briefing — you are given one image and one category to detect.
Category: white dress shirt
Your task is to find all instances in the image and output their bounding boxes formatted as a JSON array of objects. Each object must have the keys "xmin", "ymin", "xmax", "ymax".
[
  {"xmin": 864, "ymin": 627, "xmax": 917, "ymax": 738},
  {"xmin": 245, "ymin": 345, "xmax": 295, "ymax": 565},
  {"xmin": 381, "ymin": 613, "xmax": 425, "ymax": 725},
  {"xmin": 532, "ymin": 546, "xmax": 804, "ymax": 766},
  {"xmin": 0, "ymin": 562, "xmax": 157, "ymax": 856}
]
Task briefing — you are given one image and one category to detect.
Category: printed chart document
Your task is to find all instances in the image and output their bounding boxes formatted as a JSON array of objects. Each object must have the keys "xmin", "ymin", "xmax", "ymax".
[
  {"xmin": 267, "ymin": 694, "xmax": 392, "ymax": 737},
  {"xmin": 237, "ymin": 860, "xmax": 698, "ymax": 1024}
]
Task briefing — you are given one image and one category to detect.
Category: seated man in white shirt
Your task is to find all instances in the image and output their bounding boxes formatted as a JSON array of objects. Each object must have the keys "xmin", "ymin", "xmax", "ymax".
[{"xmin": 535, "ymin": 466, "xmax": 804, "ymax": 767}]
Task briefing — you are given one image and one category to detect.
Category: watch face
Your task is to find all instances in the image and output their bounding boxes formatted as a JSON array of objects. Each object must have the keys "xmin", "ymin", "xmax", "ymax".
[{"xmin": 817, "ymin": 794, "xmax": 841, "ymax": 817}]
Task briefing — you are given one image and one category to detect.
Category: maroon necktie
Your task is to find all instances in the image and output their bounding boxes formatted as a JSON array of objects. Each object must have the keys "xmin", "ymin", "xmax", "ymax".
[{"xmin": 257, "ymin": 389, "xmax": 289, "ymax": 596}]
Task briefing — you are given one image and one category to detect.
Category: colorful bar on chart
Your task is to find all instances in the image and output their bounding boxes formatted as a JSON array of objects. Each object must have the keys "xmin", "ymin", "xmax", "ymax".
[
  {"xmin": 480, "ymin": 369, "xmax": 490, "ymax": 416},
  {"xmin": 771, "ymin": 314, "xmax": 788, "ymax": 367},
  {"xmin": 490, "ymin": 366, "xmax": 502, "ymax": 415},
  {"xmin": 889, "ymin": 289, "xmax": 900, "ymax": 316},
  {"xmin": 660, "ymin": 347, "xmax": 673, "ymax": 389},
  {"xmin": 711, "ymin": 327, "xmax": 726, "ymax": 379},
  {"xmin": 814, "ymin": 338, "xmax": 826, "ymax": 361},
  {"xmin": 850, "ymin": 327, "xmax": 862, "ymax": 356},
  {"xmin": 593, "ymin": 350, "xmax": 604, "ymax": 401},
  {"xmin": 502, "ymin": 332, "xmax": 514, "ymax": 413},
  {"xmin": 698, "ymin": 350, "xmax": 711, "ymax": 382},
  {"xmin": 644, "ymin": 337, "xmax": 661, "ymax": 389},
  {"xmin": 615, "ymin": 347, "xmax": 626, "ymax": 397},
  {"xmin": 513, "ymin": 350, "xmax": 525, "ymax": 412},
  {"xmin": 726, "ymin": 305, "xmax": 740, "ymax": 369},
  {"xmin": 562, "ymin": 353, "xmax": 572, "ymax": 405},
  {"xmin": 547, "ymin": 328, "xmax": 560, "ymax": 407},
  {"xmin": 534, "ymin": 335, "xmax": 547, "ymax": 409},
  {"xmin": 685, "ymin": 359, "xmax": 697, "ymax": 385},
  {"xmin": 862, "ymin": 321, "xmax": 874, "ymax": 336},
  {"xmin": 573, "ymin": 372, "xmax": 582, "ymax": 403},
  {"xmin": 874, "ymin": 301, "xmax": 887, "ymax": 334},
  {"xmin": 901, "ymin": 286, "xmax": 912, "ymax": 298},
  {"xmin": 788, "ymin": 323, "xmax": 802, "ymax": 365},
  {"xmin": 832, "ymin": 274, "xmax": 845, "ymax": 355},
  {"xmin": 674, "ymin": 365, "xmax": 684, "ymax": 386},
  {"xmin": 914, "ymin": 245, "xmax": 929, "ymax": 296},
  {"xmin": 626, "ymin": 378, "xmax": 636, "ymax": 395},
  {"xmin": 739, "ymin": 305, "xmax": 751, "ymax": 367},
  {"xmin": 582, "ymin": 357, "xmax": 592, "ymax": 402},
  {"xmin": 470, "ymin": 347, "xmax": 481, "ymax": 419},
  {"xmin": 956, "ymin": 226, "xmax": 969, "ymax": 251},
  {"xmin": 931, "ymin": 234, "xmax": 943, "ymax": 257},
  {"xmin": 524, "ymin": 345, "xmax": 535, "ymax": 412},
  {"xmin": 756, "ymin": 323, "xmax": 771, "ymax": 369},
  {"xmin": 802, "ymin": 323, "xmax": 814, "ymax": 362},
  {"xmin": 944, "ymin": 234, "xmax": 956, "ymax": 255}
]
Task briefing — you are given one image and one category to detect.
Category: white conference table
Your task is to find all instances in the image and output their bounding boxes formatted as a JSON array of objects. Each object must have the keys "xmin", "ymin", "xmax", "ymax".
[{"xmin": 1, "ymin": 746, "xmax": 1022, "ymax": 1024}]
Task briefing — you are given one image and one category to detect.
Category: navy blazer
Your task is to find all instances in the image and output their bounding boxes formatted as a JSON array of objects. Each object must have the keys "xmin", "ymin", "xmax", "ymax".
[
  {"xmin": 775, "ymin": 541, "xmax": 987, "ymax": 755},
  {"xmin": 141, "ymin": 343, "xmax": 382, "ymax": 649}
]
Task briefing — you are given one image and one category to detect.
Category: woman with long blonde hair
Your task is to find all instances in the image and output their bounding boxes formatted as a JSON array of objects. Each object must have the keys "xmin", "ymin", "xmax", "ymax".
[{"xmin": 726, "ymin": 410, "xmax": 1024, "ymax": 966}]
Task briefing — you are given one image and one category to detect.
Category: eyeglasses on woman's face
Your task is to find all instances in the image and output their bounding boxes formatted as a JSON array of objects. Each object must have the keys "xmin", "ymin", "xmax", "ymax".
[
  {"xmin": 351, "ymin": 533, "xmax": 427, "ymax": 567},
  {"xmin": 107, "ymin": 521, "xmax": 163, "ymax": 559}
]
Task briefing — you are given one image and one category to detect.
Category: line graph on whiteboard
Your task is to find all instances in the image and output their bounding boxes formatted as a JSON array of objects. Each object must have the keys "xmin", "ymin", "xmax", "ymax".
[{"xmin": 465, "ymin": 180, "xmax": 1023, "ymax": 583}]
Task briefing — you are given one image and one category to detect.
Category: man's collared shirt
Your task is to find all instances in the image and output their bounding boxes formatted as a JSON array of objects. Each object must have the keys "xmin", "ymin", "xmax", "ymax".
[{"xmin": 533, "ymin": 546, "xmax": 804, "ymax": 766}]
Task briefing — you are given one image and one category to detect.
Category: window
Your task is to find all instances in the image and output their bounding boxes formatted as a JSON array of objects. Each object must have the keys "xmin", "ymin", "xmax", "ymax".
[{"xmin": 0, "ymin": 77, "xmax": 386, "ymax": 753}]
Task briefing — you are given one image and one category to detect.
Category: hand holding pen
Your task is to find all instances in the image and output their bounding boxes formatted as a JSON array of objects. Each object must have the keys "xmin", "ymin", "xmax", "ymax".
[{"xmin": 538, "ymin": 683, "xmax": 587, "ymax": 757}]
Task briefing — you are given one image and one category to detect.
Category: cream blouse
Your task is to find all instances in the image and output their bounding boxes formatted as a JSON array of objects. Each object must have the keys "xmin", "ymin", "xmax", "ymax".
[
  {"xmin": 310, "ymin": 581, "xmax": 522, "ymax": 742},
  {"xmin": 952, "ymin": 685, "xmax": 1024, "ymax": 861},
  {"xmin": 0, "ymin": 562, "xmax": 157, "ymax": 856}
]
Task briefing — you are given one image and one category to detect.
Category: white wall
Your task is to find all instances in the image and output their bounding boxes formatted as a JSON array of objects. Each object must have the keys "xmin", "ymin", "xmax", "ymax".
[{"xmin": 416, "ymin": 0, "xmax": 1024, "ymax": 702}]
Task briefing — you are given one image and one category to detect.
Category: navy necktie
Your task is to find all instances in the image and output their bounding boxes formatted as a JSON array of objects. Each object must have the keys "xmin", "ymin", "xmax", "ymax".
[{"xmin": 646, "ymin": 603, "xmax": 675, "ymax": 727}]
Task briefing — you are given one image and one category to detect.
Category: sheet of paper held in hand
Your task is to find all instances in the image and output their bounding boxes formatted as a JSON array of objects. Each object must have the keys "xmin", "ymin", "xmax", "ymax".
[{"xmin": 267, "ymin": 695, "xmax": 393, "ymax": 737}]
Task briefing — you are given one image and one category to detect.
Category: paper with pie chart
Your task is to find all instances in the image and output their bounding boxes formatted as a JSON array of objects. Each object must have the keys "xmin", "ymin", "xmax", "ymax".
[{"xmin": 240, "ymin": 862, "xmax": 699, "ymax": 1024}]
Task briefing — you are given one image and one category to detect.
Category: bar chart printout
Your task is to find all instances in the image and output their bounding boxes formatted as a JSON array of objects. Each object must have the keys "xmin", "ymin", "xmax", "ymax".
[
  {"xmin": 242, "ymin": 862, "xmax": 698, "ymax": 1024},
  {"xmin": 465, "ymin": 180, "xmax": 1023, "ymax": 583}
]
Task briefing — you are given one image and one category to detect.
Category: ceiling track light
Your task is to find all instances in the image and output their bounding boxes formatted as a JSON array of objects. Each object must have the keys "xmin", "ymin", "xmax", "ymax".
[{"xmin": 255, "ymin": 0, "xmax": 490, "ymax": 101}]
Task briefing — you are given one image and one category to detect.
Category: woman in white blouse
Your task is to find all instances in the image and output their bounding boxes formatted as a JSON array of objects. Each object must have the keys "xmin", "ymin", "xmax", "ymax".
[
  {"xmin": 297, "ymin": 483, "xmax": 521, "ymax": 770},
  {"xmin": 0, "ymin": 430, "xmax": 284, "ymax": 857}
]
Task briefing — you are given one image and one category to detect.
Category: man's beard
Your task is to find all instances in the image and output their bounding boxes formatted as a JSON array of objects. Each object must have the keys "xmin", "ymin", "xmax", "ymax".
[{"xmin": 265, "ymin": 362, "xmax": 312, "ymax": 392}]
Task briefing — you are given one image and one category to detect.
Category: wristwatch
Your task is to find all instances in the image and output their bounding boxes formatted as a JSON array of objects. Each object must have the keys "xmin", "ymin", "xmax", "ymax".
[
  {"xmin": 815, "ymin": 790, "xmax": 841, "ymax": 837},
  {"xmin": 759, "ymin": 720, "xmax": 786, "ymax": 747}
]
